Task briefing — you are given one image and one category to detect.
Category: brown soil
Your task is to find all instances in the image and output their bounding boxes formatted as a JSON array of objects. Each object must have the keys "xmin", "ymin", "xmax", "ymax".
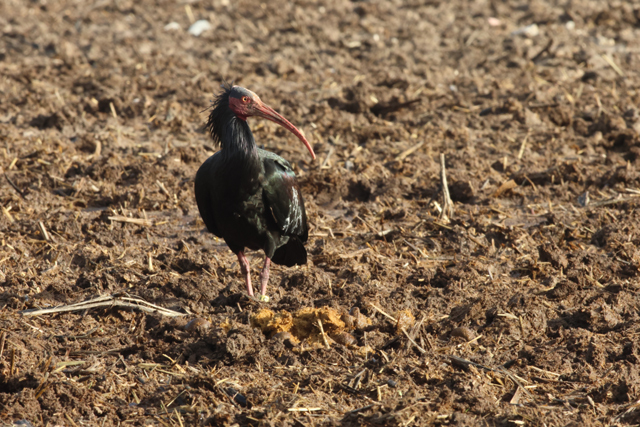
[{"xmin": 2, "ymin": 0, "xmax": 640, "ymax": 425}]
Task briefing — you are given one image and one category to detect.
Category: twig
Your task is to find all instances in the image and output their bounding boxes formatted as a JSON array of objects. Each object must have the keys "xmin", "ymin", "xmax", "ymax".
[
  {"xmin": 369, "ymin": 303, "xmax": 397, "ymax": 323},
  {"xmin": 288, "ymin": 408, "xmax": 323, "ymax": 412},
  {"xmin": 10, "ymin": 347, "xmax": 15, "ymax": 376},
  {"xmin": 0, "ymin": 331, "xmax": 5, "ymax": 361},
  {"xmin": 348, "ymin": 404, "xmax": 375, "ymax": 414},
  {"xmin": 439, "ymin": 153, "xmax": 454, "ymax": 222},
  {"xmin": 601, "ymin": 54, "xmax": 624, "ymax": 77},
  {"xmin": 320, "ymin": 147, "xmax": 334, "ymax": 169},
  {"xmin": 401, "ymin": 327, "xmax": 426, "ymax": 354},
  {"xmin": 317, "ymin": 319, "xmax": 330, "ymax": 349},
  {"xmin": 20, "ymin": 293, "xmax": 186, "ymax": 317},
  {"xmin": 531, "ymin": 38, "xmax": 553, "ymax": 62},
  {"xmin": 587, "ymin": 195, "xmax": 640, "ymax": 208},
  {"xmin": 517, "ymin": 133, "xmax": 529, "ymax": 160},
  {"xmin": 395, "ymin": 141, "xmax": 425, "ymax": 161},
  {"xmin": 4, "ymin": 173, "xmax": 26, "ymax": 199},
  {"xmin": 108, "ymin": 215, "xmax": 153, "ymax": 227},
  {"xmin": 38, "ymin": 221, "xmax": 51, "ymax": 241},
  {"xmin": 156, "ymin": 180, "xmax": 172, "ymax": 198}
]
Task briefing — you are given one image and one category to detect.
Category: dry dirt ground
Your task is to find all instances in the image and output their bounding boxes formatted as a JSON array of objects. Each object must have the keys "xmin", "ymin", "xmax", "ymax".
[{"xmin": 2, "ymin": 0, "xmax": 640, "ymax": 425}]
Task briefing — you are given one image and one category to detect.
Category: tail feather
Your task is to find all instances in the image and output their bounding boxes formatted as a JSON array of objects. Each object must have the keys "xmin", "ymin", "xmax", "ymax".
[{"xmin": 272, "ymin": 237, "xmax": 307, "ymax": 267}]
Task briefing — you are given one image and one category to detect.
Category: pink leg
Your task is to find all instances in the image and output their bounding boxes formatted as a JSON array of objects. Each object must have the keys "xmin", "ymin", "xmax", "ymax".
[
  {"xmin": 237, "ymin": 251, "xmax": 253, "ymax": 296},
  {"xmin": 259, "ymin": 257, "xmax": 271, "ymax": 297}
]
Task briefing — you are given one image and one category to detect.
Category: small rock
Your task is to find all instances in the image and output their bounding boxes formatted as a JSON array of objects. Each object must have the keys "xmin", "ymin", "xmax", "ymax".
[
  {"xmin": 188, "ymin": 20, "xmax": 212, "ymax": 37},
  {"xmin": 164, "ymin": 22, "xmax": 181, "ymax": 32},
  {"xmin": 387, "ymin": 379, "xmax": 398, "ymax": 388},
  {"xmin": 512, "ymin": 23, "xmax": 539, "ymax": 38},
  {"xmin": 451, "ymin": 326, "xmax": 476, "ymax": 341},
  {"xmin": 332, "ymin": 332, "xmax": 357, "ymax": 347},
  {"xmin": 185, "ymin": 317, "xmax": 211, "ymax": 333}
]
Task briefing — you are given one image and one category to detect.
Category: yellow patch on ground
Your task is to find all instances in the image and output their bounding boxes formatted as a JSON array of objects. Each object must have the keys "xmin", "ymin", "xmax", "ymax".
[{"xmin": 251, "ymin": 307, "xmax": 348, "ymax": 348}]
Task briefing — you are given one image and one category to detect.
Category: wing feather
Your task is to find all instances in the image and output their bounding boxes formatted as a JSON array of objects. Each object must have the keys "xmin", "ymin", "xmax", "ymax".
[{"xmin": 262, "ymin": 156, "xmax": 308, "ymax": 241}]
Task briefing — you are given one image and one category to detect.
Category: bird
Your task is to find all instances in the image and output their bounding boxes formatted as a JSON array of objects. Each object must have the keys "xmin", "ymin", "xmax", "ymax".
[{"xmin": 195, "ymin": 84, "xmax": 316, "ymax": 301}]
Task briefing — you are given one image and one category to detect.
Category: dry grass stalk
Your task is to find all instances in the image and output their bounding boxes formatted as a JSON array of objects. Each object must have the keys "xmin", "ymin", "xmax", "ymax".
[
  {"xmin": 395, "ymin": 140, "xmax": 425, "ymax": 161},
  {"xmin": 316, "ymin": 319, "xmax": 330, "ymax": 349},
  {"xmin": 156, "ymin": 180, "xmax": 172, "ymax": 198},
  {"xmin": 439, "ymin": 153, "xmax": 454, "ymax": 222},
  {"xmin": 2, "ymin": 206, "xmax": 14, "ymax": 223},
  {"xmin": 0, "ymin": 331, "xmax": 5, "ymax": 361},
  {"xmin": 38, "ymin": 221, "xmax": 50, "ymax": 241},
  {"xmin": 517, "ymin": 133, "xmax": 529, "ymax": 160},
  {"xmin": 21, "ymin": 293, "xmax": 186, "ymax": 317},
  {"xmin": 369, "ymin": 303, "xmax": 397, "ymax": 323},
  {"xmin": 108, "ymin": 215, "xmax": 153, "ymax": 227},
  {"xmin": 4, "ymin": 173, "xmax": 26, "ymax": 199},
  {"xmin": 601, "ymin": 54, "xmax": 624, "ymax": 77},
  {"xmin": 401, "ymin": 328, "xmax": 426, "ymax": 354}
]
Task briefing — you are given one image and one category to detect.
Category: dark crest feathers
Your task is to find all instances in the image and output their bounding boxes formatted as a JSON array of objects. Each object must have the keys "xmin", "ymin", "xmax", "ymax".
[{"xmin": 205, "ymin": 82, "xmax": 234, "ymax": 146}]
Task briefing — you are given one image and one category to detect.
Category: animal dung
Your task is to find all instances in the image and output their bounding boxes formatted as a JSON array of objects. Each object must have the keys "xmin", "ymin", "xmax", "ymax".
[{"xmin": 251, "ymin": 307, "xmax": 359, "ymax": 349}]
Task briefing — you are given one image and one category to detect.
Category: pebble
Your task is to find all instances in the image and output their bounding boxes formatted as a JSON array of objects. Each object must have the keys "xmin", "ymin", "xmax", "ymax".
[
  {"xmin": 188, "ymin": 20, "xmax": 212, "ymax": 37},
  {"xmin": 512, "ymin": 24, "xmax": 539, "ymax": 38},
  {"xmin": 332, "ymin": 332, "xmax": 357, "ymax": 347},
  {"xmin": 184, "ymin": 317, "xmax": 211, "ymax": 333},
  {"xmin": 451, "ymin": 326, "xmax": 476, "ymax": 342},
  {"xmin": 164, "ymin": 22, "xmax": 181, "ymax": 32}
]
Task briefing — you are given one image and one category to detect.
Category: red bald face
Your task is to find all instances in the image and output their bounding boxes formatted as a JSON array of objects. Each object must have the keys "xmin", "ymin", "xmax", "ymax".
[
  {"xmin": 227, "ymin": 85, "xmax": 316, "ymax": 160},
  {"xmin": 228, "ymin": 87, "xmax": 261, "ymax": 121}
]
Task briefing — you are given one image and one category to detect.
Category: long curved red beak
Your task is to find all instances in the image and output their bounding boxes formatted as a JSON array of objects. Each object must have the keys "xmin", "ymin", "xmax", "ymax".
[{"xmin": 253, "ymin": 101, "xmax": 316, "ymax": 160}]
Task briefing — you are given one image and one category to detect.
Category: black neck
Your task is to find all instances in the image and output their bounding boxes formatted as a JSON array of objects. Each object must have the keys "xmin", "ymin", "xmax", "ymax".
[{"xmin": 207, "ymin": 97, "xmax": 261, "ymax": 179}]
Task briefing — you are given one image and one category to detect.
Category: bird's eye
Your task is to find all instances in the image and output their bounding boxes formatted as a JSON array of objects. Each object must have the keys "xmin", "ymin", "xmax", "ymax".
[{"xmin": 242, "ymin": 96, "xmax": 250, "ymax": 103}]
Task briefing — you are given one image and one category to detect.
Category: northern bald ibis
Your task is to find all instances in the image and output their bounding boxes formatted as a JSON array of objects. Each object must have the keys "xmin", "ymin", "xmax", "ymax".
[{"xmin": 195, "ymin": 84, "xmax": 316, "ymax": 301}]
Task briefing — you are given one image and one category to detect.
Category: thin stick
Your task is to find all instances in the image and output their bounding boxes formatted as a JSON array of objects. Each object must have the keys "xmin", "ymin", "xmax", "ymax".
[
  {"xmin": 10, "ymin": 347, "xmax": 15, "ymax": 376},
  {"xmin": 320, "ymin": 146, "xmax": 334, "ymax": 169},
  {"xmin": 108, "ymin": 215, "xmax": 153, "ymax": 227},
  {"xmin": 517, "ymin": 133, "xmax": 529, "ymax": 160},
  {"xmin": 601, "ymin": 54, "xmax": 624, "ymax": 77},
  {"xmin": 401, "ymin": 327, "xmax": 426, "ymax": 354},
  {"xmin": 0, "ymin": 332, "xmax": 5, "ymax": 361},
  {"xmin": 38, "ymin": 221, "xmax": 51, "ymax": 241},
  {"xmin": 288, "ymin": 408, "xmax": 323, "ymax": 412},
  {"xmin": 439, "ymin": 153, "xmax": 454, "ymax": 222},
  {"xmin": 156, "ymin": 180, "xmax": 172, "ymax": 198},
  {"xmin": 369, "ymin": 303, "xmax": 397, "ymax": 323},
  {"xmin": 317, "ymin": 319, "xmax": 330, "ymax": 348},
  {"xmin": 4, "ymin": 174, "xmax": 26, "ymax": 199},
  {"xmin": 395, "ymin": 141, "xmax": 425, "ymax": 161},
  {"xmin": 21, "ymin": 293, "xmax": 186, "ymax": 317}
]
